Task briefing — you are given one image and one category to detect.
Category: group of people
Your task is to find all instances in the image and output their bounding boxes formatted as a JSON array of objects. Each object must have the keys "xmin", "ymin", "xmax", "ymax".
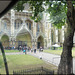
[
  {"xmin": 4, "ymin": 45, "xmax": 43, "ymax": 54},
  {"xmin": 18, "ymin": 45, "xmax": 31, "ymax": 54},
  {"xmin": 4, "ymin": 46, "xmax": 15, "ymax": 50},
  {"xmin": 18, "ymin": 45, "xmax": 37, "ymax": 54}
]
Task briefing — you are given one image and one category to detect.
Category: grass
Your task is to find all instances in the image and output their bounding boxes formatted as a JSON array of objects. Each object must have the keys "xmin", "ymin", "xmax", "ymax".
[
  {"xmin": 43, "ymin": 47, "xmax": 75, "ymax": 57},
  {"xmin": 0, "ymin": 47, "xmax": 75, "ymax": 74},
  {"xmin": 0, "ymin": 50, "xmax": 19, "ymax": 53},
  {"xmin": 44, "ymin": 49, "xmax": 62, "ymax": 55},
  {"xmin": 72, "ymin": 50, "xmax": 75, "ymax": 57},
  {"xmin": 0, "ymin": 55, "xmax": 57, "ymax": 74}
]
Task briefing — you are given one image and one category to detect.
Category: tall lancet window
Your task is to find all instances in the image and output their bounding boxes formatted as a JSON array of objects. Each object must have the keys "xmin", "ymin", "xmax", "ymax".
[
  {"xmin": 37, "ymin": 24, "xmax": 40, "ymax": 32},
  {"xmin": 14, "ymin": 22, "xmax": 16, "ymax": 29},
  {"xmin": 26, "ymin": 22, "xmax": 28, "ymax": 27},
  {"xmin": 18, "ymin": 22, "xmax": 19, "ymax": 28},
  {"xmin": 29, "ymin": 23, "xmax": 31, "ymax": 30},
  {"xmin": 4, "ymin": 21, "xmax": 7, "ymax": 29}
]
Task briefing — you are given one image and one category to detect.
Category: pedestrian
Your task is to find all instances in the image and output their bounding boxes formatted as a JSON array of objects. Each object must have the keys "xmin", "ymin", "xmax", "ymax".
[
  {"xmin": 28, "ymin": 47, "xmax": 31, "ymax": 52},
  {"xmin": 23, "ymin": 49, "xmax": 26, "ymax": 54},
  {"xmin": 31, "ymin": 48, "xmax": 33, "ymax": 52},
  {"xmin": 34, "ymin": 49, "xmax": 36, "ymax": 53}
]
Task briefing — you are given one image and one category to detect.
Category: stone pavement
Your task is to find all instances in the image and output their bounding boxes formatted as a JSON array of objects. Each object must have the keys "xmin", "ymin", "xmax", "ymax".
[
  {"xmin": 28, "ymin": 51, "xmax": 60, "ymax": 66},
  {"xmin": 0, "ymin": 51, "xmax": 75, "ymax": 74}
]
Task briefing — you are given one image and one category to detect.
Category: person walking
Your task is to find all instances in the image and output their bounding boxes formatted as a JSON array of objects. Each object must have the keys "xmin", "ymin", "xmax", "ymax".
[
  {"xmin": 34, "ymin": 48, "xmax": 36, "ymax": 53},
  {"xmin": 23, "ymin": 49, "xmax": 26, "ymax": 54}
]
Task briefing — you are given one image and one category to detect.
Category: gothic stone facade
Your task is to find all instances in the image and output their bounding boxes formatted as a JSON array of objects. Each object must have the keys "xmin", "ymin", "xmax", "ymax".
[{"xmin": 0, "ymin": 9, "xmax": 65, "ymax": 49}]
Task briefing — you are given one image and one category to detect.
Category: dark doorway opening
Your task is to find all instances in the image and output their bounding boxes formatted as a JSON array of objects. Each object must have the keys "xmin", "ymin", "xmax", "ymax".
[
  {"xmin": 37, "ymin": 42, "xmax": 40, "ymax": 49},
  {"xmin": 18, "ymin": 41, "xmax": 27, "ymax": 47}
]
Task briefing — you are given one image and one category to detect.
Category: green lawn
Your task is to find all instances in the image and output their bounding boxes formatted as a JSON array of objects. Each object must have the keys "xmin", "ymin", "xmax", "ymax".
[
  {"xmin": 43, "ymin": 47, "xmax": 75, "ymax": 57},
  {"xmin": 0, "ymin": 50, "xmax": 19, "ymax": 53},
  {"xmin": 43, "ymin": 50, "xmax": 62, "ymax": 55},
  {"xmin": 0, "ymin": 55, "xmax": 57, "ymax": 74}
]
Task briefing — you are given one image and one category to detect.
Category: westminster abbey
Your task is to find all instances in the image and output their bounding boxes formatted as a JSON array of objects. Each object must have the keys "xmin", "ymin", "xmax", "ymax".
[{"xmin": 0, "ymin": 4, "xmax": 66, "ymax": 49}]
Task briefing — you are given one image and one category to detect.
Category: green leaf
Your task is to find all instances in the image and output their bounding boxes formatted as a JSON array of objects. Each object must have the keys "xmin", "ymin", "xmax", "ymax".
[{"xmin": 13, "ymin": 0, "xmax": 67, "ymax": 28}]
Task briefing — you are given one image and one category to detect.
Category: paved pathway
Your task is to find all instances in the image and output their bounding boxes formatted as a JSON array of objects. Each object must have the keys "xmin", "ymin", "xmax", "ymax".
[
  {"xmin": 27, "ymin": 51, "xmax": 75, "ymax": 74},
  {"xmin": 0, "ymin": 51, "xmax": 75, "ymax": 74},
  {"xmin": 28, "ymin": 52, "xmax": 60, "ymax": 66},
  {"xmin": 0, "ymin": 52, "xmax": 24, "ymax": 55}
]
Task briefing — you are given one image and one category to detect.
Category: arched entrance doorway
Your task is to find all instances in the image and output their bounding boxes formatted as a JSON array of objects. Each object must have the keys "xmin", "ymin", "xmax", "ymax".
[
  {"xmin": 37, "ymin": 36, "xmax": 44, "ymax": 49},
  {"xmin": 16, "ymin": 29, "xmax": 32, "ymax": 48},
  {"xmin": 1, "ymin": 34, "xmax": 9, "ymax": 48}
]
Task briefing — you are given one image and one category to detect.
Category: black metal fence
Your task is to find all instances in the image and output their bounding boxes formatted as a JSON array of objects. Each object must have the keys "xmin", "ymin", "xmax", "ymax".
[{"xmin": 13, "ymin": 67, "xmax": 54, "ymax": 75}]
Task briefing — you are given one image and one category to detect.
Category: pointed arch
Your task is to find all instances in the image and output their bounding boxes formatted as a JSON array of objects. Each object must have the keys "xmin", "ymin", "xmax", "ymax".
[
  {"xmin": 37, "ymin": 35, "xmax": 44, "ymax": 49},
  {"xmin": 15, "ymin": 27, "xmax": 33, "ymax": 48},
  {"xmin": 25, "ymin": 19, "xmax": 33, "ymax": 30},
  {"xmin": 2, "ymin": 18, "xmax": 10, "ymax": 22},
  {"xmin": 1, "ymin": 34, "xmax": 9, "ymax": 47},
  {"xmin": 36, "ymin": 32, "xmax": 45, "ymax": 40},
  {"xmin": 1, "ymin": 33, "xmax": 9, "ymax": 39},
  {"xmin": 36, "ymin": 22, "xmax": 44, "ymax": 33},
  {"xmin": 15, "ymin": 25, "xmax": 33, "ymax": 40},
  {"xmin": 1, "ymin": 18, "xmax": 10, "ymax": 30}
]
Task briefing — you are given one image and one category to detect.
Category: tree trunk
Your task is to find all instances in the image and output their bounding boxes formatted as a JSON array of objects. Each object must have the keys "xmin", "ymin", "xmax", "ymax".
[
  {"xmin": 57, "ymin": 1, "xmax": 75, "ymax": 74},
  {"xmin": 57, "ymin": 25, "xmax": 74, "ymax": 74}
]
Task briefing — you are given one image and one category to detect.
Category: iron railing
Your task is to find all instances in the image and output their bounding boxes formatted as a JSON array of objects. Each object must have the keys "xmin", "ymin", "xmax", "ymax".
[{"xmin": 13, "ymin": 67, "xmax": 54, "ymax": 75}]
